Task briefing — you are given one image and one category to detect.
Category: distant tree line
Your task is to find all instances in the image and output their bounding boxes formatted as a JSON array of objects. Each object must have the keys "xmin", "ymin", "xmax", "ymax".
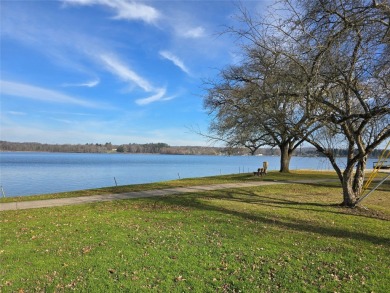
[
  {"xmin": 116, "ymin": 143, "xmax": 225, "ymax": 155},
  {"xmin": 1, "ymin": 141, "xmax": 385, "ymax": 158},
  {"xmin": 254, "ymin": 147, "xmax": 385, "ymax": 158},
  {"xmin": 0, "ymin": 141, "xmax": 114, "ymax": 153},
  {"xmin": 0, "ymin": 141, "xmax": 225, "ymax": 155},
  {"xmin": 327, "ymin": 148, "xmax": 386, "ymax": 159},
  {"xmin": 116, "ymin": 143, "xmax": 169, "ymax": 154}
]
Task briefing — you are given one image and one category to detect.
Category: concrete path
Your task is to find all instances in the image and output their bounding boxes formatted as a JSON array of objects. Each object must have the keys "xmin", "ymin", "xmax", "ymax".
[{"xmin": 0, "ymin": 181, "xmax": 287, "ymax": 211}]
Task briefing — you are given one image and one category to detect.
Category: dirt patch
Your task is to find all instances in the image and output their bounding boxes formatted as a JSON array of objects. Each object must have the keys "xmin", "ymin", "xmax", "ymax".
[{"xmin": 341, "ymin": 206, "xmax": 390, "ymax": 221}]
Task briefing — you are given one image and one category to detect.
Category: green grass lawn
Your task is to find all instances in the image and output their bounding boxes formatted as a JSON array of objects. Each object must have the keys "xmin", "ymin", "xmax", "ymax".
[{"xmin": 1, "ymin": 172, "xmax": 389, "ymax": 292}]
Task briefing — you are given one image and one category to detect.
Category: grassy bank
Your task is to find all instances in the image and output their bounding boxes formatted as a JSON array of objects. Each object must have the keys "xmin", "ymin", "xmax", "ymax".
[
  {"xmin": 0, "ymin": 170, "xmax": 339, "ymax": 203},
  {"xmin": 1, "ymin": 172, "xmax": 389, "ymax": 292}
]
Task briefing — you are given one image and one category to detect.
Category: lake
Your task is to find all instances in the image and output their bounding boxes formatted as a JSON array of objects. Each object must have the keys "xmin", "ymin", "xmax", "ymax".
[{"xmin": 0, "ymin": 152, "xmax": 376, "ymax": 197}]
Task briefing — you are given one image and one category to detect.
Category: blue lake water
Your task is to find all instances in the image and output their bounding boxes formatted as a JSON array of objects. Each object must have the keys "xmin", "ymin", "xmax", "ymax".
[{"xmin": 0, "ymin": 152, "xmax": 376, "ymax": 197}]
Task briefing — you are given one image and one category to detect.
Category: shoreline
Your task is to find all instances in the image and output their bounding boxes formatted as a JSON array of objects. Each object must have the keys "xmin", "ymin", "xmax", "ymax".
[{"xmin": 0, "ymin": 150, "xmax": 385, "ymax": 159}]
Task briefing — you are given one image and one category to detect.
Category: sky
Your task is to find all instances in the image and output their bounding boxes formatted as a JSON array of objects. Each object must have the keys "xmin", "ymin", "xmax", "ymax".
[{"xmin": 0, "ymin": 0, "xmax": 272, "ymax": 146}]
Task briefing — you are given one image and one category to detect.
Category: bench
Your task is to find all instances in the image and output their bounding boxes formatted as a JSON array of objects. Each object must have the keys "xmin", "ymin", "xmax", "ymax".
[
  {"xmin": 373, "ymin": 160, "xmax": 390, "ymax": 169},
  {"xmin": 253, "ymin": 168, "xmax": 266, "ymax": 176}
]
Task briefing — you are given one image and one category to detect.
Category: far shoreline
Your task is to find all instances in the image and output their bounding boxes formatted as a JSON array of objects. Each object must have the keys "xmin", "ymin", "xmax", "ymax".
[{"xmin": 0, "ymin": 150, "xmax": 381, "ymax": 159}]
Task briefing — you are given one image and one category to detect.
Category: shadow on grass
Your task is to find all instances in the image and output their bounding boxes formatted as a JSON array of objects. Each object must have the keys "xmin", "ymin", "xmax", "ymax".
[
  {"xmin": 146, "ymin": 190, "xmax": 390, "ymax": 247},
  {"xmin": 206, "ymin": 187, "xmax": 339, "ymax": 208},
  {"xmin": 220, "ymin": 190, "xmax": 390, "ymax": 222},
  {"xmin": 365, "ymin": 179, "xmax": 390, "ymax": 192},
  {"xmin": 308, "ymin": 178, "xmax": 390, "ymax": 193}
]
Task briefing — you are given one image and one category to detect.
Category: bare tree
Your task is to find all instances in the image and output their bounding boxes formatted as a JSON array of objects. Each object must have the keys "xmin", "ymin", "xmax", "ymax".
[
  {"xmin": 205, "ymin": 0, "xmax": 389, "ymax": 205},
  {"xmin": 204, "ymin": 15, "xmax": 320, "ymax": 172},
  {"xmin": 287, "ymin": 0, "xmax": 390, "ymax": 206}
]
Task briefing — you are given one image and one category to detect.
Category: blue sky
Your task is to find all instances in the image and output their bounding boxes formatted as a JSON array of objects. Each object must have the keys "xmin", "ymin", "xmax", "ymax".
[{"xmin": 1, "ymin": 0, "xmax": 271, "ymax": 146}]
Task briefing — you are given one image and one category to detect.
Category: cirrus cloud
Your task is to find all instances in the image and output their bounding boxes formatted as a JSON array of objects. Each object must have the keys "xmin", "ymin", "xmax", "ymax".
[
  {"xmin": 180, "ymin": 26, "xmax": 205, "ymax": 38},
  {"xmin": 159, "ymin": 50, "xmax": 190, "ymax": 75},
  {"xmin": 62, "ymin": 78, "xmax": 100, "ymax": 88},
  {"xmin": 99, "ymin": 54, "xmax": 171, "ymax": 105},
  {"xmin": 99, "ymin": 54, "xmax": 153, "ymax": 91},
  {"xmin": 0, "ymin": 80, "xmax": 104, "ymax": 108},
  {"xmin": 135, "ymin": 88, "xmax": 166, "ymax": 105},
  {"xmin": 62, "ymin": 0, "xmax": 161, "ymax": 24}
]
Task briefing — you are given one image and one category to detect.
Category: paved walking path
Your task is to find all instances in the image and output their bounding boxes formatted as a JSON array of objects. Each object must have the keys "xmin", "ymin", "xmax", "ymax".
[
  {"xmin": 0, "ymin": 181, "xmax": 289, "ymax": 211},
  {"xmin": 2, "ymin": 170, "xmax": 387, "ymax": 212}
]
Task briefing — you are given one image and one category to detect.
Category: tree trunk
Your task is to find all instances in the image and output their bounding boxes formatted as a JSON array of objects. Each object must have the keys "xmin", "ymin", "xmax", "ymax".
[
  {"xmin": 341, "ymin": 173, "xmax": 358, "ymax": 207},
  {"xmin": 279, "ymin": 143, "xmax": 291, "ymax": 173},
  {"xmin": 353, "ymin": 156, "xmax": 367, "ymax": 195},
  {"xmin": 340, "ymin": 157, "xmax": 367, "ymax": 207}
]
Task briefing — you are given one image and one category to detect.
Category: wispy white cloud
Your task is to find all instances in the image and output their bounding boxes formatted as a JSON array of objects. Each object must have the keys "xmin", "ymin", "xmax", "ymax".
[
  {"xmin": 62, "ymin": 78, "xmax": 100, "ymax": 88},
  {"xmin": 3, "ymin": 8, "xmax": 168, "ymax": 106},
  {"xmin": 50, "ymin": 118, "xmax": 74, "ymax": 124},
  {"xmin": 180, "ymin": 26, "xmax": 205, "ymax": 39},
  {"xmin": 3, "ymin": 0, "xmax": 217, "ymax": 114},
  {"xmin": 7, "ymin": 111, "xmax": 26, "ymax": 116},
  {"xmin": 159, "ymin": 50, "xmax": 191, "ymax": 75},
  {"xmin": 100, "ymin": 54, "xmax": 153, "ymax": 92},
  {"xmin": 161, "ymin": 95, "xmax": 177, "ymax": 102},
  {"xmin": 39, "ymin": 111, "xmax": 95, "ymax": 116},
  {"xmin": 99, "ymin": 54, "xmax": 171, "ymax": 105},
  {"xmin": 135, "ymin": 88, "xmax": 166, "ymax": 105},
  {"xmin": 0, "ymin": 80, "xmax": 103, "ymax": 108},
  {"xmin": 1, "ymin": 5, "xmax": 108, "ymax": 80},
  {"xmin": 62, "ymin": 0, "xmax": 161, "ymax": 24}
]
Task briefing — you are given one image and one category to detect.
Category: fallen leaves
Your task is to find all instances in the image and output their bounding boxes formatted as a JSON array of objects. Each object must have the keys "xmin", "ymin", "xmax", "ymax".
[
  {"xmin": 82, "ymin": 246, "xmax": 92, "ymax": 254},
  {"xmin": 174, "ymin": 275, "xmax": 186, "ymax": 282}
]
